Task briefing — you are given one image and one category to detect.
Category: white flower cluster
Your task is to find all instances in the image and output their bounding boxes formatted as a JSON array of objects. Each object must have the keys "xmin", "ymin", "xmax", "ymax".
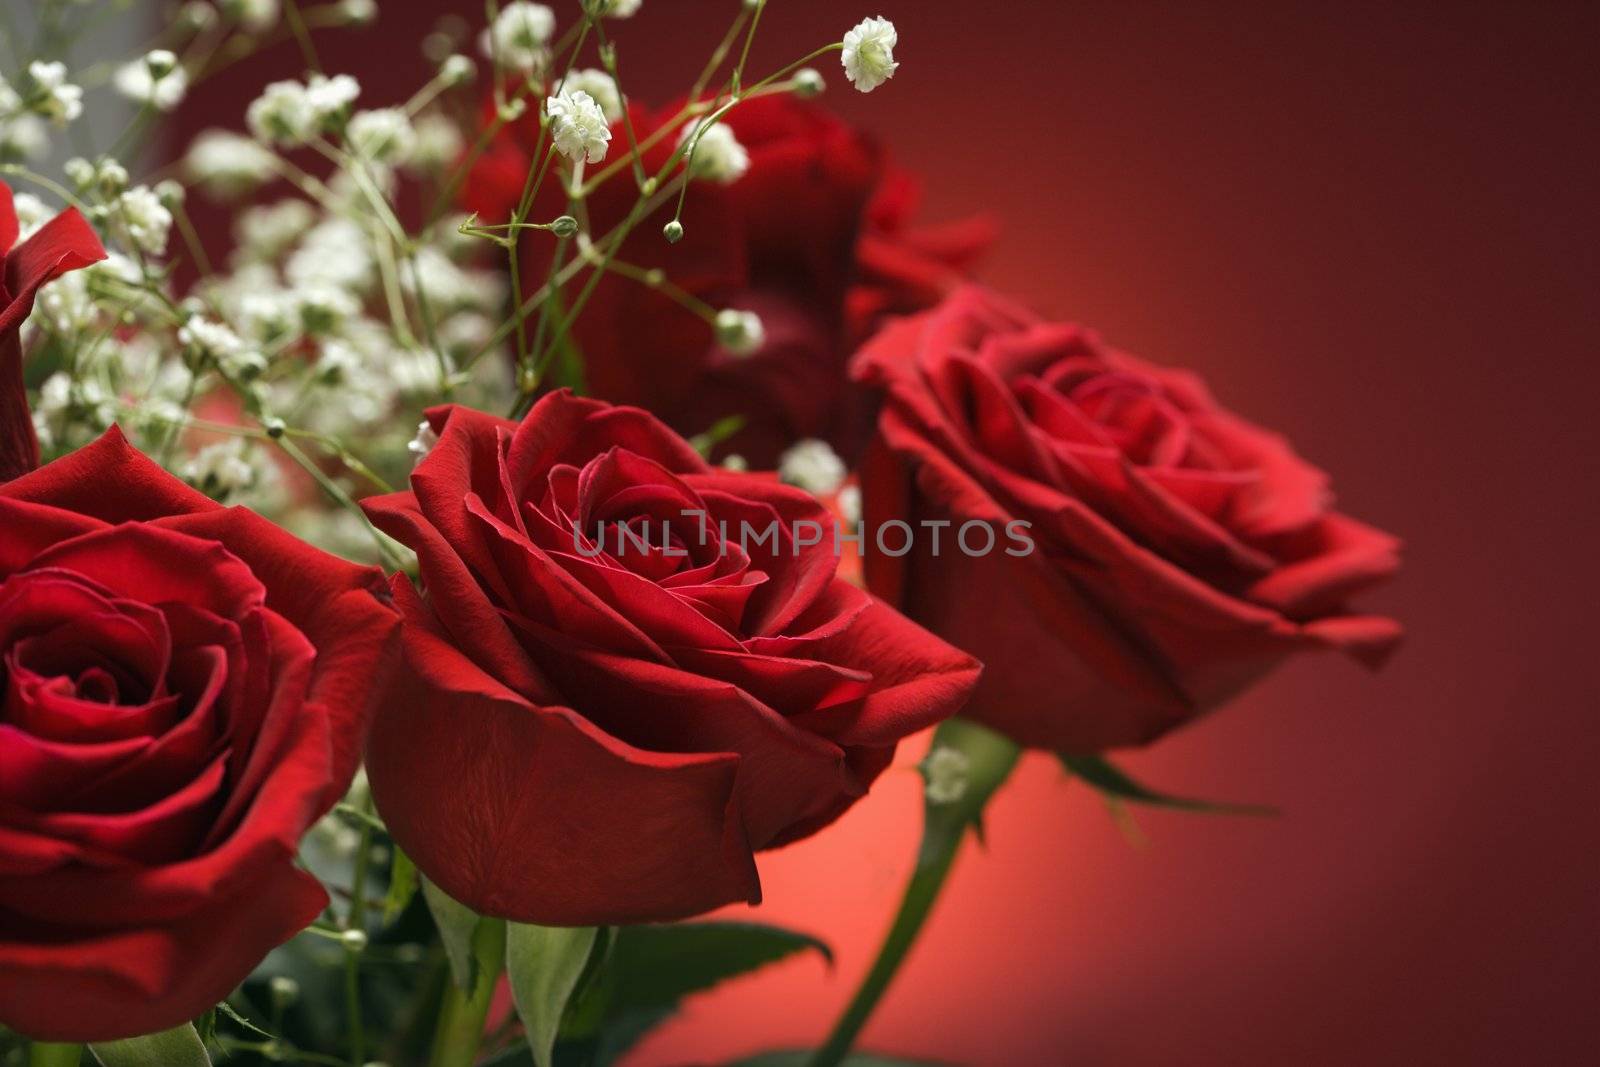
[
  {"xmin": 679, "ymin": 121, "xmax": 750, "ymax": 185},
  {"xmin": 23, "ymin": 62, "xmax": 84, "ymax": 125},
  {"xmin": 484, "ymin": 2, "xmax": 556, "ymax": 74},
  {"xmin": 347, "ymin": 108, "xmax": 418, "ymax": 165},
  {"xmin": 112, "ymin": 185, "xmax": 174, "ymax": 257},
  {"xmin": 779, "ymin": 439, "xmax": 848, "ymax": 496},
  {"xmin": 247, "ymin": 73, "xmax": 360, "ymax": 145},
  {"xmin": 12, "ymin": 0, "xmax": 911, "ymax": 573},
  {"xmin": 563, "ymin": 69, "xmax": 623, "ymax": 123},
  {"xmin": 114, "ymin": 50, "xmax": 189, "ymax": 111},
  {"xmin": 181, "ymin": 438, "xmax": 283, "ymax": 505},
  {"xmin": 547, "ymin": 89, "xmax": 612, "ymax": 164},
  {"xmin": 842, "ymin": 17, "xmax": 900, "ymax": 93},
  {"xmin": 185, "ymin": 130, "xmax": 280, "ymax": 198},
  {"xmin": 586, "ymin": 0, "xmax": 643, "ymax": 17}
]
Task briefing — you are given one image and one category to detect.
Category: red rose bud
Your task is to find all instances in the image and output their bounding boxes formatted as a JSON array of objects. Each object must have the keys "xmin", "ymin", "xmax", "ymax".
[
  {"xmin": 462, "ymin": 95, "xmax": 989, "ymax": 466},
  {"xmin": 0, "ymin": 429, "xmax": 398, "ymax": 1041},
  {"xmin": 853, "ymin": 286, "xmax": 1402, "ymax": 753},
  {"xmin": 361, "ymin": 391, "xmax": 979, "ymax": 925}
]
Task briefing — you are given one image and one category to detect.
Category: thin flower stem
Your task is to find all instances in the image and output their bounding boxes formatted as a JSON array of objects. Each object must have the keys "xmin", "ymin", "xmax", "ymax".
[
  {"xmin": 283, "ymin": 0, "xmax": 323, "ymax": 73},
  {"xmin": 731, "ymin": 0, "xmax": 767, "ymax": 93},
  {"xmin": 809, "ymin": 718, "xmax": 1022, "ymax": 1067},
  {"xmin": 274, "ymin": 435, "xmax": 410, "ymax": 572},
  {"xmin": 689, "ymin": 6, "xmax": 751, "ymax": 100},
  {"xmin": 344, "ymin": 791, "xmax": 376, "ymax": 1067},
  {"xmin": 427, "ymin": 917, "xmax": 508, "ymax": 1067}
]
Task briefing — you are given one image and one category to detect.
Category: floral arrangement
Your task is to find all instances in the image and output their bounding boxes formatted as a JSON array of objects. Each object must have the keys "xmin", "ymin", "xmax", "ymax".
[{"xmin": 0, "ymin": 2, "xmax": 1402, "ymax": 1066}]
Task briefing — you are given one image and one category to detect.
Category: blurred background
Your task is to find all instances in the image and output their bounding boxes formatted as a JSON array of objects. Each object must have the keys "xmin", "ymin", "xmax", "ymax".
[{"xmin": 77, "ymin": 0, "xmax": 1600, "ymax": 1062}]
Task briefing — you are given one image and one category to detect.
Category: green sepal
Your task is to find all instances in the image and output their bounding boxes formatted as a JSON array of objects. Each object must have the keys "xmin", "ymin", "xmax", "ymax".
[
  {"xmin": 505, "ymin": 923, "xmax": 599, "ymax": 1067},
  {"xmin": 383, "ymin": 845, "xmax": 418, "ymax": 925},
  {"xmin": 421, "ymin": 876, "xmax": 483, "ymax": 991},
  {"xmin": 88, "ymin": 1025, "xmax": 210, "ymax": 1066}
]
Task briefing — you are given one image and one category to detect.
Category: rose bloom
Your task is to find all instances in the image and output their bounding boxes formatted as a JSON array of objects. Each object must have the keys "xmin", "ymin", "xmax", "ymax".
[
  {"xmin": 0, "ymin": 430, "xmax": 398, "ymax": 1041},
  {"xmin": 361, "ymin": 391, "xmax": 979, "ymax": 924},
  {"xmin": 465, "ymin": 95, "xmax": 989, "ymax": 465},
  {"xmin": 854, "ymin": 287, "xmax": 1402, "ymax": 752},
  {"xmin": 1, "ymin": 183, "xmax": 105, "ymax": 481}
]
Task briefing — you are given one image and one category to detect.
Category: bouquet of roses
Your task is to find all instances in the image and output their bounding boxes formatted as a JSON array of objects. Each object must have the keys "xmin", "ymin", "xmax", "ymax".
[{"xmin": 0, "ymin": 2, "xmax": 1401, "ymax": 1065}]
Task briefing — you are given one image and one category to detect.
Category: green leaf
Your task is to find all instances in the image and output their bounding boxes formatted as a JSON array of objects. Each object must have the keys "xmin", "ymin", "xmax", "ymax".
[
  {"xmin": 383, "ymin": 846, "xmax": 418, "ymax": 925},
  {"xmin": 1059, "ymin": 754, "xmax": 1278, "ymax": 816},
  {"xmin": 608, "ymin": 922, "xmax": 831, "ymax": 1011},
  {"xmin": 732, "ymin": 1053, "xmax": 947, "ymax": 1067},
  {"xmin": 570, "ymin": 921, "xmax": 833, "ymax": 1066},
  {"xmin": 422, "ymin": 876, "xmax": 483, "ymax": 990},
  {"xmin": 88, "ymin": 1025, "xmax": 210, "ymax": 1067},
  {"xmin": 505, "ymin": 923, "xmax": 598, "ymax": 1067}
]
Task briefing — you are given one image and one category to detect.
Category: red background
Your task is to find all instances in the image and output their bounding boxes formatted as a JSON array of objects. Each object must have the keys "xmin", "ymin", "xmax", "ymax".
[{"xmin": 174, "ymin": 2, "xmax": 1600, "ymax": 1063}]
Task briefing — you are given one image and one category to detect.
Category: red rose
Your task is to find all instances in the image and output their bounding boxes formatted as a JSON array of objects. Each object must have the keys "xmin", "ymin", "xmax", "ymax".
[
  {"xmin": 1, "ymin": 183, "xmax": 106, "ymax": 482},
  {"xmin": 361, "ymin": 391, "xmax": 979, "ymax": 924},
  {"xmin": 853, "ymin": 287, "xmax": 1401, "ymax": 752},
  {"xmin": 847, "ymin": 168, "xmax": 997, "ymax": 343},
  {"xmin": 0, "ymin": 429, "xmax": 398, "ymax": 1042},
  {"xmin": 465, "ymin": 96, "xmax": 985, "ymax": 464}
]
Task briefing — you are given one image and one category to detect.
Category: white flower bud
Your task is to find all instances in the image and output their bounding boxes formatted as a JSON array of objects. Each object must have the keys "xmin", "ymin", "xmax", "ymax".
[
  {"xmin": 714, "ymin": 308, "xmax": 764, "ymax": 356},
  {"xmin": 792, "ymin": 67, "xmax": 826, "ymax": 98},
  {"xmin": 339, "ymin": 0, "xmax": 377, "ymax": 25},
  {"xmin": 841, "ymin": 17, "xmax": 899, "ymax": 93},
  {"xmin": 662, "ymin": 219, "xmax": 684, "ymax": 243},
  {"xmin": 779, "ymin": 439, "xmax": 847, "ymax": 496},
  {"xmin": 154, "ymin": 179, "xmax": 186, "ymax": 210},
  {"xmin": 145, "ymin": 49, "xmax": 179, "ymax": 80},
  {"xmin": 440, "ymin": 54, "xmax": 476, "ymax": 87},
  {"xmin": 222, "ymin": 0, "xmax": 281, "ymax": 33},
  {"xmin": 179, "ymin": 2, "xmax": 218, "ymax": 31},
  {"xmin": 546, "ymin": 89, "xmax": 611, "ymax": 163}
]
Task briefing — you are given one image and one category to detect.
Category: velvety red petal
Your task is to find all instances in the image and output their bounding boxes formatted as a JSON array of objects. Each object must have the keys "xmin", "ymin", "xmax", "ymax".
[
  {"xmin": 367, "ymin": 576, "xmax": 760, "ymax": 925},
  {"xmin": 0, "ymin": 860, "xmax": 325, "ymax": 1043}
]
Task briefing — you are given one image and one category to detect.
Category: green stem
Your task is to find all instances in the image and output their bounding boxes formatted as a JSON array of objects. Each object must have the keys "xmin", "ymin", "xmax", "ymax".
[
  {"xmin": 27, "ymin": 1044, "xmax": 81, "ymax": 1067},
  {"xmin": 428, "ymin": 917, "xmax": 508, "ymax": 1067},
  {"xmin": 809, "ymin": 718, "xmax": 1021, "ymax": 1067}
]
